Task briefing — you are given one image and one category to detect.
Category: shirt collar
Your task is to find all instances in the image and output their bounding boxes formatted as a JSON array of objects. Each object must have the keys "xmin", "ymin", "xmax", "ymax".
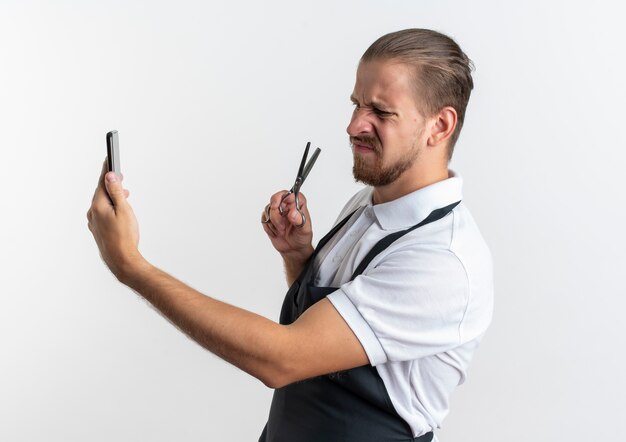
[{"xmin": 364, "ymin": 169, "xmax": 463, "ymax": 230}]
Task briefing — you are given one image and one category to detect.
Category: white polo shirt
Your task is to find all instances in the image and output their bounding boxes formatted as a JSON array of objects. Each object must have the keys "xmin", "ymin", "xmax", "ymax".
[{"xmin": 314, "ymin": 169, "xmax": 494, "ymax": 439}]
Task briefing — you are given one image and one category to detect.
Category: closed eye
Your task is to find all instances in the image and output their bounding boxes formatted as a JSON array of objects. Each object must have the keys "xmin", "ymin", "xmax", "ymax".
[
  {"xmin": 351, "ymin": 98, "xmax": 394, "ymax": 118},
  {"xmin": 373, "ymin": 108, "xmax": 393, "ymax": 117}
]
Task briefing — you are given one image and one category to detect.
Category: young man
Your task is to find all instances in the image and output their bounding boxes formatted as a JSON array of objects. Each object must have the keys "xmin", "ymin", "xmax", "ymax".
[{"xmin": 87, "ymin": 29, "xmax": 493, "ymax": 442}]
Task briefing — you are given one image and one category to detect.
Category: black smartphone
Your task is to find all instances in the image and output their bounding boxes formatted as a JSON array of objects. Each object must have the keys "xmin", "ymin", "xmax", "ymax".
[{"xmin": 106, "ymin": 130, "xmax": 121, "ymax": 175}]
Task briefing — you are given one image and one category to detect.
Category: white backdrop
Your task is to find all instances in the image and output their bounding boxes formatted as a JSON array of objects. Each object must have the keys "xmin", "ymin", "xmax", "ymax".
[{"xmin": 1, "ymin": 0, "xmax": 624, "ymax": 440}]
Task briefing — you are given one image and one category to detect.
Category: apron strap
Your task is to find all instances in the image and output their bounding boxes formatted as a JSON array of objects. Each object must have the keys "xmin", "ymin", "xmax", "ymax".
[
  {"xmin": 313, "ymin": 208, "xmax": 360, "ymax": 258},
  {"xmin": 297, "ymin": 207, "xmax": 360, "ymax": 283},
  {"xmin": 350, "ymin": 200, "xmax": 461, "ymax": 280}
]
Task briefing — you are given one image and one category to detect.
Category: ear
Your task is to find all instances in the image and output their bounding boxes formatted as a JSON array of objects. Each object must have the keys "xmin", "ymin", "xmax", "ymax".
[{"xmin": 427, "ymin": 106, "xmax": 457, "ymax": 147}]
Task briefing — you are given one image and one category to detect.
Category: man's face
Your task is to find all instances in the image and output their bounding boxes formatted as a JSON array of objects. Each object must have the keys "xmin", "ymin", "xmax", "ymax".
[{"xmin": 347, "ymin": 59, "xmax": 429, "ymax": 187}]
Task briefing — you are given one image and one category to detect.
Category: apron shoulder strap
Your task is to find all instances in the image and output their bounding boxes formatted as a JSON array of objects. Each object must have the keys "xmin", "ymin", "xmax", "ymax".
[
  {"xmin": 291, "ymin": 208, "xmax": 361, "ymax": 288},
  {"xmin": 312, "ymin": 208, "xmax": 360, "ymax": 258},
  {"xmin": 349, "ymin": 200, "xmax": 461, "ymax": 280}
]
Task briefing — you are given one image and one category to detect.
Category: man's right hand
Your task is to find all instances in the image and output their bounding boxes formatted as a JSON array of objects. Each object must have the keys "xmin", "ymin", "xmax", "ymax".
[{"xmin": 261, "ymin": 190, "xmax": 315, "ymax": 284}]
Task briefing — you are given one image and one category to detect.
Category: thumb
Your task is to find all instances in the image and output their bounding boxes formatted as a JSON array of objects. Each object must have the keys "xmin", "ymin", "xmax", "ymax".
[
  {"xmin": 104, "ymin": 172, "xmax": 127, "ymax": 207},
  {"xmin": 288, "ymin": 208, "xmax": 307, "ymax": 229}
]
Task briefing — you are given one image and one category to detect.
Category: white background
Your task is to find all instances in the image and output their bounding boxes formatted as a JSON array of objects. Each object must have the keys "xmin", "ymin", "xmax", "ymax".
[{"xmin": 1, "ymin": 0, "xmax": 624, "ymax": 440}]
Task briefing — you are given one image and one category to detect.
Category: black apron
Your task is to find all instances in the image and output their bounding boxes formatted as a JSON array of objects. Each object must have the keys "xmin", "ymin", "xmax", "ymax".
[{"xmin": 259, "ymin": 200, "xmax": 461, "ymax": 442}]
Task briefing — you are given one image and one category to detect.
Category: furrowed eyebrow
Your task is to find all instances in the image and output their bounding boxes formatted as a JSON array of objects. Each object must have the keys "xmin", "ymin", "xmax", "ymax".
[{"xmin": 350, "ymin": 95, "xmax": 392, "ymax": 111}]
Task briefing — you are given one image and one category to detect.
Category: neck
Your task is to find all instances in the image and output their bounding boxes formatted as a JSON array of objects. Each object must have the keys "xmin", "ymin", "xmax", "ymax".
[{"xmin": 371, "ymin": 164, "xmax": 449, "ymax": 205}]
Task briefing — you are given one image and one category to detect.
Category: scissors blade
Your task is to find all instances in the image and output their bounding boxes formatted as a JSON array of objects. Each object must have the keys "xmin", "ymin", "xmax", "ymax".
[
  {"xmin": 301, "ymin": 147, "xmax": 321, "ymax": 183},
  {"xmin": 296, "ymin": 141, "xmax": 311, "ymax": 182}
]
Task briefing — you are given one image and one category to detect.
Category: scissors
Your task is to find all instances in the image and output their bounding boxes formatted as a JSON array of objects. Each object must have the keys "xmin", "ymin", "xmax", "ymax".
[{"xmin": 262, "ymin": 141, "xmax": 321, "ymax": 228}]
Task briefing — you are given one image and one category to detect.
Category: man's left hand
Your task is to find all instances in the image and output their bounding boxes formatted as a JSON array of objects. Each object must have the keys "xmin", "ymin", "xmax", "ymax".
[{"xmin": 87, "ymin": 159, "xmax": 145, "ymax": 281}]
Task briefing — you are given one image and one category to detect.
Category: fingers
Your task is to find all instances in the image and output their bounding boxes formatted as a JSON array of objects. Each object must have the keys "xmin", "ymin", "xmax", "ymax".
[
  {"xmin": 92, "ymin": 157, "xmax": 129, "ymax": 211},
  {"xmin": 271, "ymin": 190, "xmax": 308, "ymax": 211},
  {"xmin": 91, "ymin": 159, "xmax": 111, "ymax": 207},
  {"xmin": 286, "ymin": 208, "xmax": 306, "ymax": 228},
  {"xmin": 281, "ymin": 194, "xmax": 311, "ymax": 231},
  {"xmin": 263, "ymin": 191, "xmax": 289, "ymax": 233},
  {"xmin": 262, "ymin": 190, "xmax": 311, "ymax": 233},
  {"xmin": 261, "ymin": 214, "xmax": 278, "ymax": 238},
  {"xmin": 103, "ymin": 171, "xmax": 128, "ymax": 208},
  {"xmin": 91, "ymin": 159, "xmax": 108, "ymax": 203},
  {"xmin": 261, "ymin": 204, "xmax": 276, "ymax": 234},
  {"xmin": 99, "ymin": 158, "xmax": 108, "ymax": 183}
]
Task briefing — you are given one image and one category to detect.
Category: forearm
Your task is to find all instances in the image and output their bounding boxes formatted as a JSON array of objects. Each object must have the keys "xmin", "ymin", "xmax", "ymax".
[
  {"xmin": 281, "ymin": 246, "xmax": 314, "ymax": 286},
  {"xmin": 119, "ymin": 260, "xmax": 290, "ymax": 388}
]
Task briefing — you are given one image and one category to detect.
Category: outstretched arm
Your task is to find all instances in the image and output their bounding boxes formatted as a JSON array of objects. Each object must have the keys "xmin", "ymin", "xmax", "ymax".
[
  {"xmin": 87, "ymin": 159, "xmax": 368, "ymax": 388},
  {"xmin": 119, "ymin": 261, "xmax": 367, "ymax": 388}
]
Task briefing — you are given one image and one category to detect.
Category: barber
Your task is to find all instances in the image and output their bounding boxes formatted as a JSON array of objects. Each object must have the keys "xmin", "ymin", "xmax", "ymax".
[{"xmin": 87, "ymin": 28, "xmax": 493, "ymax": 441}]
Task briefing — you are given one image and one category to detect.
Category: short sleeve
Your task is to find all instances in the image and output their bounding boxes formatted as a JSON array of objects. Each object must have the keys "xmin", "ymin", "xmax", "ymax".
[{"xmin": 326, "ymin": 246, "xmax": 469, "ymax": 366}]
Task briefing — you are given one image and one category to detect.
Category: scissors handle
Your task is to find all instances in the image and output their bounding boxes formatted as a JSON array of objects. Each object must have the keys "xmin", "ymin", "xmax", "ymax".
[
  {"xmin": 278, "ymin": 191, "xmax": 306, "ymax": 227},
  {"xmin": 279, "ymin": 189, "xmax": 301, "ymax": 215}
]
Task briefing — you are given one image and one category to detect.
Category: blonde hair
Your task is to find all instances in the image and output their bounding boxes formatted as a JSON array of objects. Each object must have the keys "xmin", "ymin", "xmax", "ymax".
[{"xmin": 361, "ymin": 29, "xmax": 475, "ymax": 161}]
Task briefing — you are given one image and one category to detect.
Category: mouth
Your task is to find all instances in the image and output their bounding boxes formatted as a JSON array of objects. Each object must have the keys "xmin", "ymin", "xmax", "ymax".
[
  {"xmin": 353, "ymin": 143, "xmax": 375, "ymax": 154},
  {"xmin": 351, "ymin": 137, "xmax": 377, "ymax": 154}
]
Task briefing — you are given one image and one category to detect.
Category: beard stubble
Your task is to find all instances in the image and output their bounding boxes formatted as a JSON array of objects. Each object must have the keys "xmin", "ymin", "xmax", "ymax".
[{"xmin": 350, "ymin": 135, "xmax": 421, "ymax": 187}]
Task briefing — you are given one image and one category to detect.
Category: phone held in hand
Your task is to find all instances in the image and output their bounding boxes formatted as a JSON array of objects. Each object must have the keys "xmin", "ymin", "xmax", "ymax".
[{"xmin": 106, "ymin": 130, "xmax": 121, "ymax": 175}]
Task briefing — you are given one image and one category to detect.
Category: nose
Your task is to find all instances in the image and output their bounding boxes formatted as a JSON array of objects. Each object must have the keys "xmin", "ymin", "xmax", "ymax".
[{"xmin": 346, "ymin": 108, "xmax": 373, "ymax": 137}]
